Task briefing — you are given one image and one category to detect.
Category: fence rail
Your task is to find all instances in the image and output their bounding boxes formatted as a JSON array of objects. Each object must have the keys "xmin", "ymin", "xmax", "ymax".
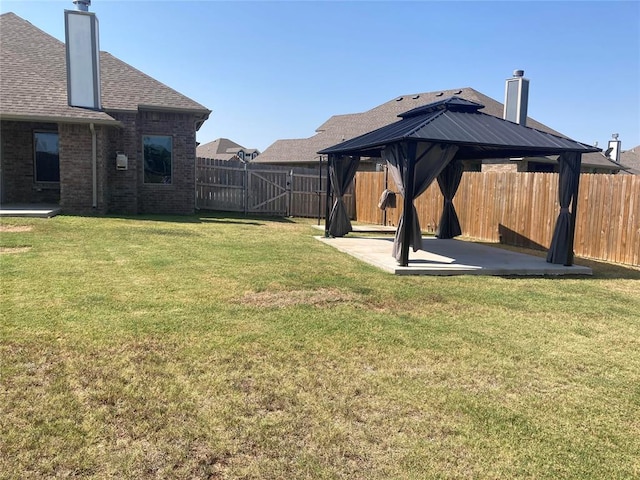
[
  {"xmin": 355, "ymin": 170, "xmax": 640, "ymax": 266},
  {"xmin": 196, "ymin": 158, "xmax": 354, "ymax": 219}
]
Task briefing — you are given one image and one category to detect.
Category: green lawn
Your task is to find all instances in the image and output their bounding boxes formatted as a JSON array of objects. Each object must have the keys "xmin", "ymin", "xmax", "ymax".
[{"xmin": 1, "ymin": 213, "xmax": 639, "ymax": 479}]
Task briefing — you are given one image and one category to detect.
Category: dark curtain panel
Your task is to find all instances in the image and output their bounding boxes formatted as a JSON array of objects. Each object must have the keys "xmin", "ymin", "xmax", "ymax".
[
  {"xmin": 436, "ymin": 158, "xmax": 464, "ymax": 239},
  {"xmin": 384, "ymin": 142, "xmax": 459, "ymax": 262},
  {"xmin": 328, "ymin": 155, "xmax": 360, "ymax": 237},
  {"xmin": 547, "ymin": 152, "xmax": 581, "ymax": 265}
]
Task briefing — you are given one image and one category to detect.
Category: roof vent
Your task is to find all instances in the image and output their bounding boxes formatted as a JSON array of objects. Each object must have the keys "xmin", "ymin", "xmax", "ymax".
[
  {"xmin": 503, "ymin": 69, "xmax": 529, "ymax": 125},
  {"xmin": 396, "ymin": 97, "xmax": 403, "ymax": 101},
  {"xmin": 435, "ymin": 92, "xmax": 444, "ymax": 97},
  {"xmin": 73, "ymin": 0, "xmax": 91, "ymax": 11},
  {"xmin": 412, "ymin": 95, "xmax": 420, "ymax": 99},
  {"xmin": 454, "ymin": 90, "xmax": 462, "ymax": 94}
]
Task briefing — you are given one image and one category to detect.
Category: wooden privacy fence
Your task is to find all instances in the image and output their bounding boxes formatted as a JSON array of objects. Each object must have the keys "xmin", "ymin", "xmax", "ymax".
[
  {"xmin": 196, "ymin": 158, "xmax": 355, "ymax": 218},
  {"xmin": 356, "ymin": 170, "xmax": 640, "ymax": 266}
]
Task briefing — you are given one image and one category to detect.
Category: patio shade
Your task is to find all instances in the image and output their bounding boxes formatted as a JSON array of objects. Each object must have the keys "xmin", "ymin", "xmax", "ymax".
[
  {"xmin": 384, "ymin": 142, "xmax": 459, "ymax": 261},
  {"xmin": 436, "ymin": 158, "xmax": 465, "ymax": 239},
  {"xmin": 319, "ymin": 97, "xmax": 600, "ymax": 266},
  {"xmin": 546, "ymin": 152, "xmax": 581, "ymax": 265},
  {"xmin": 327, "ymin": 155, "xmax": 360, "ymax": 237}
]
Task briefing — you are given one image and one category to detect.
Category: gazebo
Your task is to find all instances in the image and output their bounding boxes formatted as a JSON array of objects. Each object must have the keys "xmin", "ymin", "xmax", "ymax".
[{"xmin": 319, "ymin": 97, "xmax": 600, "ymax": 267}]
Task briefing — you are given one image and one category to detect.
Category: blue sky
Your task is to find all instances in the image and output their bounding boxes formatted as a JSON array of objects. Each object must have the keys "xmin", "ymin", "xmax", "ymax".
[{"xmin": 2, "ymin": 0, "xmax": 639, "ymax": 152}]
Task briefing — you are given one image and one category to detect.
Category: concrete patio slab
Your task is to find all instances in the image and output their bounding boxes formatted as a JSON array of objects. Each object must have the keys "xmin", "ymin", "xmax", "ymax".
[
  {"xmin": 316, "ymin": 235, "xmax": 592, "ymax": 276},
  {"xmin": 0, "ymin": 204, "xmax": 61, "ymax": 218}
]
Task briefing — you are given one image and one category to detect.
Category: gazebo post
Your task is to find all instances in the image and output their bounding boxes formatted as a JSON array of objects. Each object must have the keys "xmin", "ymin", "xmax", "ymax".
[
  {"xmin": 566, "ymin": 154, "xmax": 582, "ymax": 266},
  {"xmin": 324, "ymin": 154, "xmax": 333, "ymax": 237},
  {"xmin": 400, "ymin": 141, "xmax": 417, "ymax": 267}
]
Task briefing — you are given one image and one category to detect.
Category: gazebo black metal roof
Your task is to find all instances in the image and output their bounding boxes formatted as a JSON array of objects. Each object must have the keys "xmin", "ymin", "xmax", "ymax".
[
  {"xmin": 319, "ymin": 97, "xmax": 599, "ymax": 159},
  {"xmin": 319, "ymin": 97, "xmax": 601, "ymax": 268}
]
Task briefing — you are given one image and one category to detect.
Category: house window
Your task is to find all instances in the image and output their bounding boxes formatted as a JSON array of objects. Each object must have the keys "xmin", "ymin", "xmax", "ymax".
[
  {"xmin": 143, "ymin": 135, "xmax": 172, "ymax": 184},
  {"xmin": 34, "ymin": 132, "xmax": 60, "ymax": 182}
]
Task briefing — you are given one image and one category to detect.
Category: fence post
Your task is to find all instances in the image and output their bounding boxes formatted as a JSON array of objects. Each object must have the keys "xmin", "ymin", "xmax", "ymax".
[
  {"xmin": 287, "ymin": 170, "xmax": 293, "ymax": 217},
  {"xmin": 243, "ymin": 162, "xmax": 248, "ymax": 215}
]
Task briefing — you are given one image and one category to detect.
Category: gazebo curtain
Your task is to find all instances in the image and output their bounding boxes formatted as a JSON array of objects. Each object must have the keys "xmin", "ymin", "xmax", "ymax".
[
  {"xmin": 547, "ymin": 151, "xmax": 581, "ymax": 265},
  {"xmin": 436, "ymin": 158, "xmax": 464, "ymax": 239},
  {"xmin": 384, "ymin": 142, "xmax": 459, "ymax": 262},
  {"xmin": 328, "ymin": 154, "xmax": 360, "ymax": 237}
]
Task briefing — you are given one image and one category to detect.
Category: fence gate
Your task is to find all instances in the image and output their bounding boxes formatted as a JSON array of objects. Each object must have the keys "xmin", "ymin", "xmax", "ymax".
[
  {"xmin": 196, "ymin": 157, "xmax": 355, "ymax": 219},
  {"xmin": 246, "ymin": 169, "xmax": 289, "ymax": 215}
]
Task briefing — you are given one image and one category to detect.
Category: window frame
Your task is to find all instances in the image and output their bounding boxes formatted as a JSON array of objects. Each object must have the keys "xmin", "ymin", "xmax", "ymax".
[
  {"xmin": 33, "ymin": 130, "xmax": 60, "ymax": 184},
  {"xmin": 142, "ymin": 134, "xmax": 173, "ymax": 185}
]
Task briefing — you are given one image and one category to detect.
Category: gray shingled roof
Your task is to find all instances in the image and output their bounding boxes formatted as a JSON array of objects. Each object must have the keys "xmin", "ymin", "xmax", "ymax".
[
  {"xmin": 620, "ymin": 146, "xmax": 640, "ymax": 175},
  {"xmin": 197, "ymin": 138, "xmax": 245, "ymax": 158},
  {"xmin": 253, "ymin": 87, "xmax": 563, "ymax": 165},
  {"xmin": 196, "ymin": 138, "xmax": 259, "ymax": 159},
  {"xmin": 0, "ymin": 12, "xmax": 210, "ymax": 125}
]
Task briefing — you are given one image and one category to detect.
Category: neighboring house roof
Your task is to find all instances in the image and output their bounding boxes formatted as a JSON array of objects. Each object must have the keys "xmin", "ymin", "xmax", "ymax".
[
  {"xmin": 0, "ymin": 12, "xmax": 210, "ymax": 126},
  {"xmin": 253, "ymin": 87, "xmax": 564, "ymax": 165},
  {"xmin": 197, "ymin": 138, "xmax": 244, "ymax": 158},
  {"xmin": 620, "ymin": 145, "xmax": 640, "ymax": 174},
  {"xmin": 196, "ymin": 137, "xmax": 259, "ymax": 160},
  {"xmin": 519, "ymin": 153, "xmax": 626, "ymax": 172}
]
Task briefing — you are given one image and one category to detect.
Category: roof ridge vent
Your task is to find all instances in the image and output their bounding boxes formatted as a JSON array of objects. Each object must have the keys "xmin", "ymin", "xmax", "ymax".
[{"xmin": 399, "ymin": 96, "xmax": 484, "ymax": 119}]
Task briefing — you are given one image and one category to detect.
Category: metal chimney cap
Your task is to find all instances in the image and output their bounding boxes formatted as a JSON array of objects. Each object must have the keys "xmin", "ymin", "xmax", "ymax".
[
  {"xmin": 73, "ymin": 0, "xmax": 91, "ymax": 12},
  {"xmin": 513, "ymin": 69, "xmax": 525, "ymax": 77}
]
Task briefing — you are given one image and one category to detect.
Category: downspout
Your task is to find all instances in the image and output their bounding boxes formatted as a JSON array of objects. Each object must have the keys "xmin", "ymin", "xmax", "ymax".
[{"xmin": 90, "ymin": 123, "xmax": 97, "ymax": 208}]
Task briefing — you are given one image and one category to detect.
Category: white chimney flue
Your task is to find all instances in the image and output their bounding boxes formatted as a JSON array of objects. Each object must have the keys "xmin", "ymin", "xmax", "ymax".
[
  {"xmin": 606, "ymin": 134, "xmax": 621, "ymax": 163},
  {"xmin": 65, "ymin": 1, "xmax": 101, "ymax": 109},
  {"xmin": 503, "ymin": 69, "xmax": 529, "ymax": 126}
]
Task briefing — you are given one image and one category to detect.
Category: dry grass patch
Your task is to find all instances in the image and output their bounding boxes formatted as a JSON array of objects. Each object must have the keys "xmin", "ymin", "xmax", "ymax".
[
  {"xmin": 240, "ymin": 287, "xmax": 360, "ymax": 308},
  {"xmin": 0, "ymin": 225, "xmax": 33, "ymax": 233},
  {"xmin": 0, "ymin": 246, "xmax": 31, "ymax": 254}
]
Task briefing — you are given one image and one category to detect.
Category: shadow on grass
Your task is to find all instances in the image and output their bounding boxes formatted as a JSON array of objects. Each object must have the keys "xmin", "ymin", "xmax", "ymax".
[{"xmin": 59, "ymin": 210, "xmax": 296, "ymax": 225}]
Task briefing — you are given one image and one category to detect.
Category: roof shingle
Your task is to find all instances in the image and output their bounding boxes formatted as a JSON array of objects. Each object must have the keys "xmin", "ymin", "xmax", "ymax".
[{"xmin": 0, "ymin": 12, "xmax": 210, "ymax": 125}]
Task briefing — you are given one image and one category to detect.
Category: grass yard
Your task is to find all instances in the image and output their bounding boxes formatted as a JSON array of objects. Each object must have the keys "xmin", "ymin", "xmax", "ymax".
[{"xmin": 1, "ymin": 213, "xmax": 639, "ymax": 479}]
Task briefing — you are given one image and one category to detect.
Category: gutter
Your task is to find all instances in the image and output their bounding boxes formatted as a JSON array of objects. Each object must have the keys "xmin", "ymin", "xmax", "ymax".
[
  {"xmin": 90, "ymin": 123, "xmax": 97, "ymax": 208},
  {"xmin": 0, "ymin": 112, "xmax": 121, "ymax": 127}
]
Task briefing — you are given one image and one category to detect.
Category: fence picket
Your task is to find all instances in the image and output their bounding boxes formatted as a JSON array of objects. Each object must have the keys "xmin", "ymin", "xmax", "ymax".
[
  {"xmin": 355, "ymin": 170, "xmax": 640, "ymax": 267},
  {"xmin": 196, "ymin": 158, "xmax": 354, "ymax": 219}
]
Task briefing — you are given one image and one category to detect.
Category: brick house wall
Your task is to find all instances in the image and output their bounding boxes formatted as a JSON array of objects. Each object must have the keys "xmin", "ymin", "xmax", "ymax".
[
  {"xmin": 107, "ymin": 112, "xmax": 139, "ymax": 214},
  {"xmin": 105, "ymin": 110, "xmax": 198, "ymax": 215},
  {"xmin": 136, "ymin": 111, "xmax": 197, "ymax": 215},
  {"xmin": 1, "ymin": 110, "xmax": 199, "ymax": 215},
  {"xmin": 0, "ymin": 120, "xmax": 60, "ymax": 204},
  {"xmin": 58, "ymin": 123, "xmax": 109, "ymax": 214}
]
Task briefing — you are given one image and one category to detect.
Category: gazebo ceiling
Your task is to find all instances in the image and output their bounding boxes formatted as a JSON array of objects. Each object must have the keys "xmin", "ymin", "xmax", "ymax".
[{"xmin": 318, "ymin": 97, "xmax": 600, "ymax": 160}]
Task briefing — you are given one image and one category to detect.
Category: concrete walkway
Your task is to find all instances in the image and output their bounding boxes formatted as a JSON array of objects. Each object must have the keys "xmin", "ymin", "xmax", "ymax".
[
  {"xmin": 316, "ymin": 235, "xmax": 592, "ymax": 276},
  {"xmin": 0, "ymin": 204, "xmax": 61, "ymax": 218}
]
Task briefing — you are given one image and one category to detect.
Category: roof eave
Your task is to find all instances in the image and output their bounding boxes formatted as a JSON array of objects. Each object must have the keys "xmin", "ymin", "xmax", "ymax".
[
  {"xmin": 0, "ymin": 112, "xmax": 122, "ymax": 127},
  {"xmin": 320, "ymin": 136, "xmax": 601, "ymax": 158},
  {"xmin": 138, "ymin": 104, "xmax": 211, "ymax": 117}
]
